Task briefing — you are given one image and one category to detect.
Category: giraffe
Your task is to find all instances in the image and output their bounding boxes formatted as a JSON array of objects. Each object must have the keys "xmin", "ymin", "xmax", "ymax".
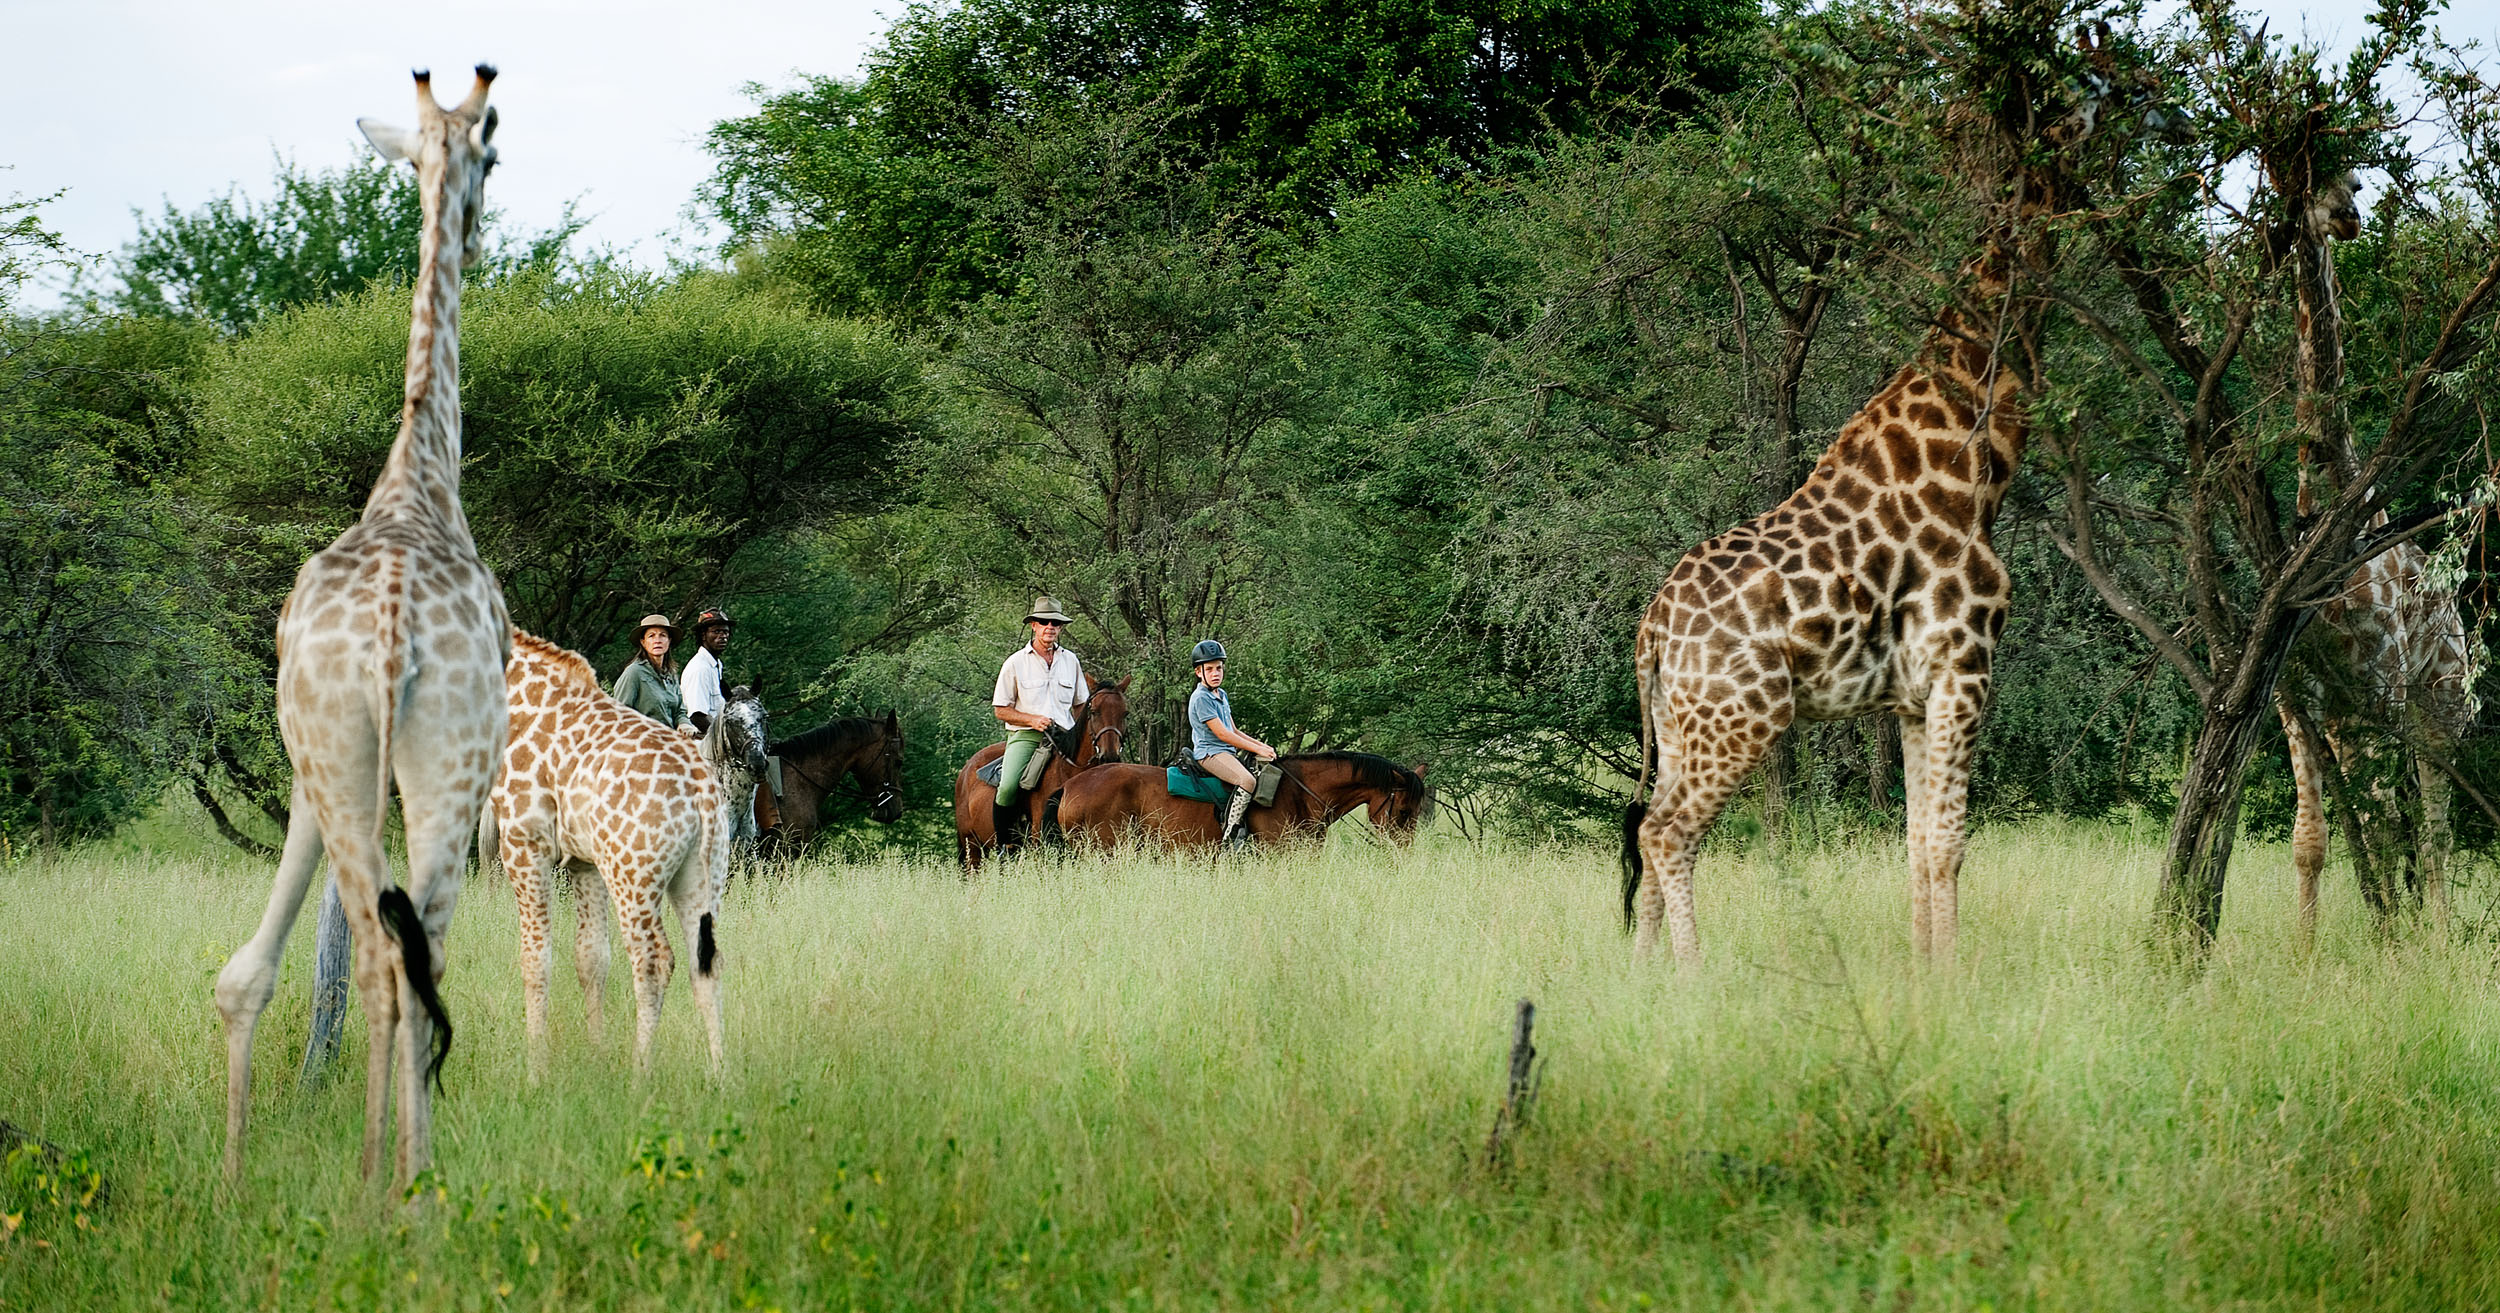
[
  {"xmin": 2275, "ymin": 539, "xmax": 2472, "ymax": 937},
  {"xmin": 490, "ymin": 631, "xmax": 731, "ymax": 1076},
  {"xmin": 214, "ymin": 67, "xmax": 507, "ymax": 1188},
  {"xmin": 1622, "ymin": 244, "xmax": 2048, "ymax": 965}
]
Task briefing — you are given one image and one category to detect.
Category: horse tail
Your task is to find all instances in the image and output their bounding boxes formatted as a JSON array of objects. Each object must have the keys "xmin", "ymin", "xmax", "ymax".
[{"xmin": 1623, "ymin": 628, "xmax": 1660, "ymax": 932}]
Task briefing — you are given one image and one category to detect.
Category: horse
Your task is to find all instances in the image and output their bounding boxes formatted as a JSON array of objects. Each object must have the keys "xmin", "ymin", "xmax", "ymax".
[
  {"xmin": 1054, "ymin": 752, "xmax": 1430, "ymax": 851},
  {"xmin": 703, "ymin": 685, "xmax": 772, "ymax": 855},
  {"xmin": 759, "ymin": 711, "xmax": 905, "ymax": 851},
  {"xmin": 953, "ymin": 676, "xmax": 1130, "ymax": 870}
]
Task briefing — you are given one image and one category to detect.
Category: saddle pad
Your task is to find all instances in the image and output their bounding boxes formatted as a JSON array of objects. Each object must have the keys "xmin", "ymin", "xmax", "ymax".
[
  {"xmin": 976, "ymin": 759, "xmax": 1004, "ymax": 788},
  {"xmin": 1166, "ymin": 767, "xmax": 1227, "ymax": 803}
]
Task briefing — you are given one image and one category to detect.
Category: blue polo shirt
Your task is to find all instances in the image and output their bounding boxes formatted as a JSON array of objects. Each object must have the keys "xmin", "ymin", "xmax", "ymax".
[{"xmin": 1188, "ymin": 684, "xmax": 1235, "ymax": 760}]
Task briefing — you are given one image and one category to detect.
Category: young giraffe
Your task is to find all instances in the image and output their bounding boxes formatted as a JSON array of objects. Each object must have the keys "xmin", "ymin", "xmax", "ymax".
[
  {"xmin": 1624, "ymin": 254, "xmax": 2043, "ymax": 965},
  {"xmin": 2275, "ymin": 538, "xmax": 2472, "ymax": 937},
  {"xmin": 215, "ymin": 67, "xmax": 506, "ymax": 1188},
  {"xmin": 491, "ymin": 631, "xmax": 730, "ymax": 1075}
]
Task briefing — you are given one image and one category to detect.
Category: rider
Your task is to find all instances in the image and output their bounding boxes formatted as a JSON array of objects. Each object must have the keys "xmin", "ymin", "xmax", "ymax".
[
  {"xmin": 613, "ymin": 612, "xmax": 692, "ymax": 732},
  {"xmin": 990, "ymin": 595, "xmax": 1089, "ymax": 853},
  {"xmin": 683, "ymin": 607, "xmax": 732, "ymax": 734},
  {"xmin": 1187, "ymin": 640, "xmax": 1277, "ymax": 847}
]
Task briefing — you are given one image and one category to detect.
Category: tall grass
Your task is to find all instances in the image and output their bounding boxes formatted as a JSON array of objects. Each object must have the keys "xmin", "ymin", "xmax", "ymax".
[{"xmin": 4, "ymin": 821, "xmax": 2496, "ymax": 1309}]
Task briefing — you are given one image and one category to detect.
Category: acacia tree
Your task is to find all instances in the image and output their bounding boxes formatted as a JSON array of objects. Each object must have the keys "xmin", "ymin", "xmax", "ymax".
[
  {"xmin": 2036, "ymin": 0, "xmax": 2500, "ymax": 951},
  {"xmin": 922, "ymin": 104, "xmax": 1310, "ymax": 758}
]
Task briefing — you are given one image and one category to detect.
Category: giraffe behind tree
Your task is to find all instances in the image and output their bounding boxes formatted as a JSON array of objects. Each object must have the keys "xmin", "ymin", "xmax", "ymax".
[{"xmin": 214, "ymin": 67, "xmax": 509, "ymax": 1190}]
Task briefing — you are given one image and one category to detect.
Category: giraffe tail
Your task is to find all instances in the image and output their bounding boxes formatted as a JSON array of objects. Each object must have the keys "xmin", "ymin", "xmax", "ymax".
[
  {"xmin": 1622, "ymin": 640, "xmax": 1659, "ymax": 932},
  {"xmin": 365, "ymin": 564, "xmax": 453, "ymax": 1089}
]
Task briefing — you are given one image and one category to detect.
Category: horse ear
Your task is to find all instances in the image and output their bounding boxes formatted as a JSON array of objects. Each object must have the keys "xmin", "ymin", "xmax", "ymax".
[
  {"xmin": 1117, "ymin": 674, "xmax": 1132, "ymax": 691},
  {"xmin": 885, "ymin": 709, "xmax": 899, "ymax": 730},
  {"xmin": 1412, "ymin": 763, "xmax": 1429, "ymax": 780}
]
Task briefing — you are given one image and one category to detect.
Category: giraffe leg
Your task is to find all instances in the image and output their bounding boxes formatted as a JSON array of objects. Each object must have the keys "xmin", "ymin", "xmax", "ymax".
[
  {"xmin": 2278, "ymin": 696, "xmax": 2326, "ymax": 946},
  {"xmin": 2417, "ymin": 748, "xmax": 2453, "ymax": 929},
  {"xmin": 1898, "ymin": 711, "xmax": 1931, "ymax": 955},
  {"xmin": 609, "ymin": 873, "xmax": 674, "ymax": 1072},
  {"xmin": 390, "ymin": 762, "xmax": 481, "ymax": 1190},
  {"xmin": 572, "ymin": 863, "xmax": 613, "ymax": 1044},
  {"xmin": 666, "ymin": 847, "xmax": 727, "ymax": 1076},
  {"xmin": 1914, "ymin": 680, "xmax": 1988, "ymax": 963},
  {"xmin": 215, "ymin": 783, "xmax": 326, "ymax": 1184},
  {"xmin": 1636, "ymin": 724, "xmax": 1769, "ymax": 967},
  {"xmin": 505, "ymin": 838, "xmax": 556, "ymax": 1080},
  {"xmin": 352, "ymin": 908, "xmax": 399, "ymax": 1182}
]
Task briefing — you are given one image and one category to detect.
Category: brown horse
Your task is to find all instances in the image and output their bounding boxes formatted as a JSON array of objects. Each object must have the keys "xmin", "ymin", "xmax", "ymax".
[
  {"xmin": 755, "ymin": 711, "xmax": 905, "ymax": 853},
  {"xmin": 1055, "ymin": 752, "xmax": 1430, "ymax": 851},
  {"xmin": 953, "ymin": 677, "xmax": 1130, "ymax": 869}
]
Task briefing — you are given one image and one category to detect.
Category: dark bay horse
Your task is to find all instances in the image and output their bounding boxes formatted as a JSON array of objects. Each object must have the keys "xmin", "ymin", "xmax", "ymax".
[
  {"xmin": 759, "ymin": 710, "xmax": 904, "ymax": 851},
  {"xmin": 1055, "ymin": 752, "xmax": 1430, "ymax": 852},
  {"xmin": 953, "ymin": 677, "xmax": 1129, "ymax": 870}
]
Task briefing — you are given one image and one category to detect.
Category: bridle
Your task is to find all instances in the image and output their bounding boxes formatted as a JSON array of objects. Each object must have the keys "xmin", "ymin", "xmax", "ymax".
[{"xmin": 779, "ymin": 720, "xmax": 902, "ymax": 813}]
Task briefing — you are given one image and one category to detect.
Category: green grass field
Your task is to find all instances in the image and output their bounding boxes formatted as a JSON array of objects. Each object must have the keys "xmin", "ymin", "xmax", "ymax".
[{"xmin": 4, "ymin": 820, "xmax": 2498, "ymax": 1310}]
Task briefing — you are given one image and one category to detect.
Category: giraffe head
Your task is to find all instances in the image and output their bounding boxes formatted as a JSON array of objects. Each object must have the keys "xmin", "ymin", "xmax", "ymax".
[{"xmin": 358, "ymin": 65, "xmax": 500, "ymax": 268}]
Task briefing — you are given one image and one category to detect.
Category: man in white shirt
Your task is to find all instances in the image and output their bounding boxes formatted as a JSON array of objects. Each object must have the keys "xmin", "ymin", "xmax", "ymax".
[
  {"xmin": 990, "ymin": 595, "xmax": 1089, "ymax": 852},
  {"xmin": 683, "ymin": 607, "xmax": 732, "ymax": 734}
]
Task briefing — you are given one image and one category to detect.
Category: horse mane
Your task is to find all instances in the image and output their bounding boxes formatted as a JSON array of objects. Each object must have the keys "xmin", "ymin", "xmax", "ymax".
[
  {"xmin": 509, "ymin": 629, "xmax": 603, "ymax": 696},
  {"xmin": 772, "ymin": 716, "xmax": 883, "ymax": 759},
  {"xmin": 1286, "ymin": 750, "xmax": 1421, "ymax": 794}
]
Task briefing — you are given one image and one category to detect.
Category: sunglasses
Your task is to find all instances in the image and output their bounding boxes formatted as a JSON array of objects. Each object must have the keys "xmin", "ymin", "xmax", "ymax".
[{"xmin": 1034, "ymin": 619, "xmax": 1066, "ymax": 628}]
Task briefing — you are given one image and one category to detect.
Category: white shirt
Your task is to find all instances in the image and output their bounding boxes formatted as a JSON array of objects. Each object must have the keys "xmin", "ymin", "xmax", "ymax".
[
  {"xmin": 992, "ymin": 644, "xmax": 1089, "ymax": 730},
  {"xmin": 684, "ymin": 646, "xmax": 725, "ymax": 720}
]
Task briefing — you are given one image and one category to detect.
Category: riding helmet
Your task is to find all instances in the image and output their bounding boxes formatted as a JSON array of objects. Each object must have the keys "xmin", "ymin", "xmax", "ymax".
[{"xmin": 1190, "ymin": 639, "xmax": 1227, "ymax": 667}]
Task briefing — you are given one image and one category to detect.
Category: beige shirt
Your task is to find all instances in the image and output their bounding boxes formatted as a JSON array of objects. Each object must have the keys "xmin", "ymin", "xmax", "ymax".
[{"xmin": 992, "ymin": 644, "xmax": 1090, "ymax": 730}]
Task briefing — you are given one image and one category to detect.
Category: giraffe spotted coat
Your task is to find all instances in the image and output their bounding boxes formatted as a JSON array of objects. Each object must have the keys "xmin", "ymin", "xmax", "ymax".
[
  {"xmin": 492, "ymin": 630, "xmax": 730, "ymax": 1073},
  {"xmin": 1630, "ymin": 302, "xmax": 2029, "ymax": 965}
]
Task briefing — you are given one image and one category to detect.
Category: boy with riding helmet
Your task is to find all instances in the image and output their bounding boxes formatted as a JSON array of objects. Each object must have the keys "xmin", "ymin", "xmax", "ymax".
[
  {"xmin": 990, "ymin": 595, "xmax": 1090, "ymax": 852},
  {"xmin": 1188, "ymin": 639, "xmax": 1276, "ymax": 847}
]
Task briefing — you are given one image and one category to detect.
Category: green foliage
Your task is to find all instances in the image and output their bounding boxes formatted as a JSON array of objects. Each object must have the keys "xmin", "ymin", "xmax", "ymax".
[
  {"xmin": 189, "ymin": 270, "xmax": 921, "ymax": 662},
  {"xmin": 110, "ymin": 156, "xmax": 580, "ymax": 334},
  {"xmin": 702, "ymin": 0, "xmax": 1758, "ymax": 317},
  {"xmin": 0, "ymin": 311, "xmax": 240, "ymax": 850}
]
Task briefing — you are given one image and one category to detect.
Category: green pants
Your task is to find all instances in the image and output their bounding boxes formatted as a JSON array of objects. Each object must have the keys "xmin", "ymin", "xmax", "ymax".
[{"xmin": 995, "ymin": 728, "xmax": 1048, "ymax": 806}]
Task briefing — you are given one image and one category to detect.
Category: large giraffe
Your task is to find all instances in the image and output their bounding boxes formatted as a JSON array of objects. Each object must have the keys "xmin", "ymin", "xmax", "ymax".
[
  {"xmin": 489, "ymin": 632, "xmax": 730, "ymax": 1076},
  {"xmin": 215, "ymin": 67, "xmax": 506, "ymax": 1188},
  {"xmin": 1623, "ymin": 248, "xmax": 2046, "ymax": 965},
  {"xmin": 2275, "ymin": 540, "xmax": 2472, "ymax": 937}
]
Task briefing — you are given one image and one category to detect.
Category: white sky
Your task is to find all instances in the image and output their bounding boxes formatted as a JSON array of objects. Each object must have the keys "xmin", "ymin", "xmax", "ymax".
[
  {"xmin": 2, "ymin": 0, "xmax": 2491, "ymax": 304},
  {"xmin": 1, "ymin": 0, "xmax": 893, "ymax": 292}
]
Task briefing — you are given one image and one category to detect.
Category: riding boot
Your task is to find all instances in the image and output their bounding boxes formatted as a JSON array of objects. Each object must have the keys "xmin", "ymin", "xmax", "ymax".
[
  {"xmin": 1219, "ymin": 786, "xmax": 1256, "ymax": 849},
  {"xmin": 992, "ymin": 800, "xmax": 1028, "ymax": 856}
]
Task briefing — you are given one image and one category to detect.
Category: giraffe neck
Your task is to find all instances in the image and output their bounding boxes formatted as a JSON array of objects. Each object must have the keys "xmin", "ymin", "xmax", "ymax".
[
  {"xmin": 1796, "ymin": 292, "xmax": 2036, "ymax": 537},
  {"xmin": 364, "ymin": 162, "xmax": 471, "ymax": 532}
]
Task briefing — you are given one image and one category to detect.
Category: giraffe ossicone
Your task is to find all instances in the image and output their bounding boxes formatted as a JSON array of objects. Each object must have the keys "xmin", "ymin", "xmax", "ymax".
[{"xmin": 214, "ymin": 65, "xmax": 507, "ymax": 1192}]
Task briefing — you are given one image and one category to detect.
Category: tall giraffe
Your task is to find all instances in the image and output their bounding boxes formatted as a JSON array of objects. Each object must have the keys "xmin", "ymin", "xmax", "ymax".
[
  {"xmin": 489, "ymin": 632, "xmax": 729, "ymax": 1076},
  {"xmin": 215, "ymin": 67, "xmax": 507, "ymax": 1189},
  {"xmin": 1622, "ymin": 246, "xmax": 2046, "ymax": 965},
  {"xmin": 2275, "ymin": 539, "xmax": 2471, "ymax": 937}
]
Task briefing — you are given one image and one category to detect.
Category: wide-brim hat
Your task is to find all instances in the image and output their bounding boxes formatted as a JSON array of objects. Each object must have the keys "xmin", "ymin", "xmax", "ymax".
[
  {"xmin": 1024, "ymin": 595, "xmax": 1074, "ymax": 624},
  {"xmin": 693, "ymin": 607, "xmax": 734, "ymax": 634},
  {"xmin": 633, "ymin": 613, "xmax": 681, "ymax": 643}
]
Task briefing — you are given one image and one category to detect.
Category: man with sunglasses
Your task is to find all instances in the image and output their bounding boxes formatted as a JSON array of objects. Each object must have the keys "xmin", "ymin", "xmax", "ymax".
[{"xmin": 989, "ymin": 595, "xmax": 1091, "ymax": 852}]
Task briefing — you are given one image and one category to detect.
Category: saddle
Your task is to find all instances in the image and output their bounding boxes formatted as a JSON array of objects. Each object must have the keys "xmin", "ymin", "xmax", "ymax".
[{"xmin": 1165, "ymin": 756, "xmax": 1284, "ymax": 813}]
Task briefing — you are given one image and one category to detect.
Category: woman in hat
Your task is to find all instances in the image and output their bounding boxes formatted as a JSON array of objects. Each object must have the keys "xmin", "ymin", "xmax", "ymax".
[
  {"xmin": 988, "ymin": 595, "xmax": 1089, "ymax": 851},
  {"xmin": 614, "ymin": 613, "xmax": 694, "ymax": 733}
]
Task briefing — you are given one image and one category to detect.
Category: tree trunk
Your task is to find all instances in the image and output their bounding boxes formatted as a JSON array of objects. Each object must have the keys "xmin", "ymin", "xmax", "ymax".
[
  {"xmin": 2155, "ymin": 608, "xmax": 2309, "ymax": 951},
  {"xmin": 299, "ymin": 873, "xmax": 351, "ymax": 1084}
]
